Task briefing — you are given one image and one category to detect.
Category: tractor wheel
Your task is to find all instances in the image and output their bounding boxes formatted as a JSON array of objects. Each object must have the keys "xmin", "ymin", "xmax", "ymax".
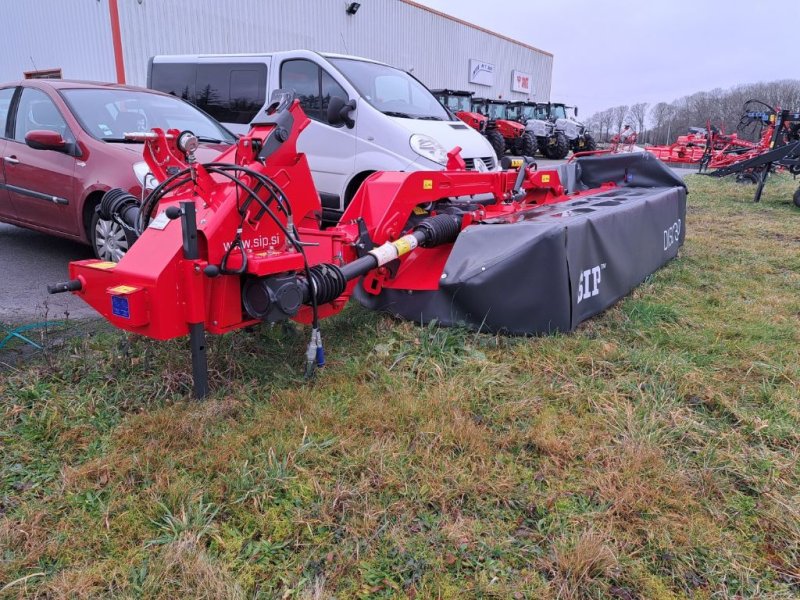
[
  {"xmin": 519, "ymin": 132, "xmax": 536, "ymax": 157},
  {"xmin": 486, "ymin": 130, "xmax": 505, "ymax": 159},
  {"xmin": 583, "ymin": 134, "xmax": 597, "ymax": 152},
  {"xmin": 550, "ymin": 132, "xmax": 570, "ymax": 160},
  {"xmin": 793, "ymin": 187, "xmax": 800, "ymax": 209}
]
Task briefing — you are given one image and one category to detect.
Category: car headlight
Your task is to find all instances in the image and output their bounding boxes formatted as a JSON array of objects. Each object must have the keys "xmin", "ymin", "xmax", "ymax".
[
  {"xmin": 133, "ymin": 161, "xmax": 158, "ymax": 190},
  {"xmin": 410, "ymin": 134, "xmax": 448, "ymax": 166}
]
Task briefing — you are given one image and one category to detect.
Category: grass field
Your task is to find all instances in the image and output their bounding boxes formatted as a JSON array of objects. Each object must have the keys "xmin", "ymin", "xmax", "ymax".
[{"xmin": 1, "ymin": 174, "xmax": 799, "ymax": 599}]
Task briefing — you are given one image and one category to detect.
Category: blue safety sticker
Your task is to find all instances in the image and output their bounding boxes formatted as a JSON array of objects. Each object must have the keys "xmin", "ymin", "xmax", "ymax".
[{"xmin": 111, "ymin": 295, "xmax": 130, "ymax": 319}]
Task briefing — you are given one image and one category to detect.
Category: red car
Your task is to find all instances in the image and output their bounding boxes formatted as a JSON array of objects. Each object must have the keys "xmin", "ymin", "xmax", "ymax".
[{"xmin": 0, "ymin": 79, "xmax": 234, "ymax": 261}]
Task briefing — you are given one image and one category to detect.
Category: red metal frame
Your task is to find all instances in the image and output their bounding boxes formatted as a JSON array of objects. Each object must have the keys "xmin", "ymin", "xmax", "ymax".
[{"xmin": 65, "ymin": 101, "xmax": 615, "ymax": 345}]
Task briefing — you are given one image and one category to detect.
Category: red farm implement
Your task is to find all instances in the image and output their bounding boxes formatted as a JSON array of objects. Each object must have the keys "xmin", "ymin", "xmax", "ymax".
[{"xmin": 49, "ymin": 93, "xmax": 687, "ymax": 397}]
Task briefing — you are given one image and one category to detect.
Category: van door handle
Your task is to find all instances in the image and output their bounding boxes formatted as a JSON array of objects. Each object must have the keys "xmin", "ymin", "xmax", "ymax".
[{"xmin": 3, "ymin": 156, "xmax": 19, "ymax": 164}]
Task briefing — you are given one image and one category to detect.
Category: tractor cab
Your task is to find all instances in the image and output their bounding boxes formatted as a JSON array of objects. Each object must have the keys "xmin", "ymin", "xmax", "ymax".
[
  {"xmin": 537, "ymin": 102, "xmax": 578, "ymax": 122},
  {"xmin": 432, "ymin": 89, "xmax": 487, "ymax": 132},
  {"xmin": 506, "ymin": 101, "xmax": 540, "ymax": 124},
  {"xmin": 473, "ymin": 98, "xmax": 534, "ymax": 156},
  {"xmin": 538, "ymin": 102, "xmax": 596, "ymax": 154}
]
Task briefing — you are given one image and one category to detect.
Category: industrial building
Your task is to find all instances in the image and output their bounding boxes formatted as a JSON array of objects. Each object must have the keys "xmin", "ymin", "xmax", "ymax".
[{"xmin": 1, "ymin": 0, "xmax": 553, "ymax": 102}]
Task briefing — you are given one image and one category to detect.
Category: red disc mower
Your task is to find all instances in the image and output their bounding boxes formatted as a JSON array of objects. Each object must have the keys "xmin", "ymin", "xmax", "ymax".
[{"xmin": 49, "ymin": 93, "xmax": 688, "ymax": 397}]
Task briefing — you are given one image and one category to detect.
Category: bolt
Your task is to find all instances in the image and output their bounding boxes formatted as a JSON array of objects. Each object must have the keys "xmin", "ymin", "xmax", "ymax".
[{"xmin": 441, "ymin": 273, "xmax": 447, "ymax": 279}]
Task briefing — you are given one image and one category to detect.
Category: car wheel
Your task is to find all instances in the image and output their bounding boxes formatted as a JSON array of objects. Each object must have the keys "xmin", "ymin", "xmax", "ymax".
[{"xmin": 90, "ymin": 209, "xmax": 133, "ymax": 262}]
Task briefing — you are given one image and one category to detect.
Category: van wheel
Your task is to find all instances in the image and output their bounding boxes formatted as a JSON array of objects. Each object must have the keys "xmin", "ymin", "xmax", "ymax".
[{"xmin": 90, "ymin": 209, "xmax": 134, "ymax": 262}]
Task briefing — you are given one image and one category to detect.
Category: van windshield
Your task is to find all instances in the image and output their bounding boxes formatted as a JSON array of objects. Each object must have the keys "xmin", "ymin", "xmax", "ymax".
[{"xmin": 329, "ymin": 58, "xmax": 451, "ymax": 121}]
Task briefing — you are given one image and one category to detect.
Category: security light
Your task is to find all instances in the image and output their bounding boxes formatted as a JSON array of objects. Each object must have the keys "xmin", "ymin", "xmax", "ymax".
[{"xmin": 346, "ymin": 2, "xmax": 361, "ymax": 15}]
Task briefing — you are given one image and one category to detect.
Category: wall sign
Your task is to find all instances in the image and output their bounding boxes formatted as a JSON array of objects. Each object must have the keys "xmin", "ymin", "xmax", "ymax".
[
  {"xmin": 469, "ymin": 59, "xmax": 495, "ymax": 87},
  {"xmin": 512, "ymin": 70, "xmax": 532, "ymax": 94}
]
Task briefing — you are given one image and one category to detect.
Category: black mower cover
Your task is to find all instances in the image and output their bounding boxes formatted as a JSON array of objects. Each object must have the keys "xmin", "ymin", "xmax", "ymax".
[{"xmin": 356, "ymin": 152, "xmax": 687, "ymax": 334}]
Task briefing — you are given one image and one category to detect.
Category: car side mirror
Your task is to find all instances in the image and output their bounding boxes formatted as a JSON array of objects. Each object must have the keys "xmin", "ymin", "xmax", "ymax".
[
  {"xmin": 327, "ymin": 96, "xmax": 356, "ymax": 129},
  {"xmin": 25, "ymin": 130, "xmax": 68, "ymax": 152}
]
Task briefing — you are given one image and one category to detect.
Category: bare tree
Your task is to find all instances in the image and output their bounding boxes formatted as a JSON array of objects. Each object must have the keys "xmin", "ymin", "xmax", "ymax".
[
  {"xmin": 629, "ymin": 102, "xmax": 649, "ymax": 139},
  {"xmin": 610, "ymin": 105, "xmax": 629, "ymax": 136},
  {"xmin": 649, "ymin": 102, "xmax": 676, "ymax": 144},
  {"xmin": 590, "ymin": 79, "xmax": 800, "ymax": 146}
]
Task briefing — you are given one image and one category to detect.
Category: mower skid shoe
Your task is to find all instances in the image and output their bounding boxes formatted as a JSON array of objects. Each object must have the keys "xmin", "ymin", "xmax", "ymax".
[{"xmin": 357, "ymin": 156, "xmax": 687, "ymax": 334}]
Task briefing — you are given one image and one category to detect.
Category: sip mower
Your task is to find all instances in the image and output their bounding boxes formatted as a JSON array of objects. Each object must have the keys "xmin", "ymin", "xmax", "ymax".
[
  {"xmin": 49, "ymin": 92, "xmax": 687, "ymax": 398},
  {"xmin": 472, "ymin": 98, "xmax": 536, "ymax": 158}
]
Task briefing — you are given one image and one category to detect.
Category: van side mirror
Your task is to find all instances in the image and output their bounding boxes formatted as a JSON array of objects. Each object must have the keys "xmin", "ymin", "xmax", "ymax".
[
  {"xmin": 25, "ymin": 130, "xmax": 67, "ymax": 152},
  {"xmin": 327, "ymin": 96, "xmax": 356, "ymax": 128}
]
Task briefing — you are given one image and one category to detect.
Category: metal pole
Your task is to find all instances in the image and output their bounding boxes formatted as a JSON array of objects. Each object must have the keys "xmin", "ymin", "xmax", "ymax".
[{"xmin": 179, "ymin": 201, "xmax": 209, "ymax": 399}]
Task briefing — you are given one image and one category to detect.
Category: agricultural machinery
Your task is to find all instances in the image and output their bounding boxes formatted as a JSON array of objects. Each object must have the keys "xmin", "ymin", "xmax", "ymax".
[
  {"xmin": 542, "ymin": 103, "xmax": 596, "ymax": 156},
  {"xmin": 506, "ymin": 102, "xmax": 566, "ymax": 159},
  {"xmin": 704, "ymin": 102, "xmax": 800, "ymax": 206},
  {"xmin": 48, "ymin": 93, "xmax": 687, "ymax": 397},
  {"xmin": 645, "ymin": 126, "xmax": 760, "ymax": 165},
  {"xmin": 431, "ymin": 89, "xmax": 487, "ymax": 133},
  {"xmin": 471, "ymin": 97, "xmax": 535, "ymax": 158}
]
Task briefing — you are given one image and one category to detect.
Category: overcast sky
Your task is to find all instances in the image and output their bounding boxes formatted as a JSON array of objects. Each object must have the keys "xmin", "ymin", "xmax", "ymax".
[{"xmin": 413, "ymin": 0, "xmax": 794, "ymax": 118}]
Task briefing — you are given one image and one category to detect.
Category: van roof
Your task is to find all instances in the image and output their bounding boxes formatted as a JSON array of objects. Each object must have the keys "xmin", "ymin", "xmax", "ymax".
[{"xmin": 151, "ymin": 50, "xmax": 389, "ymax": 67}]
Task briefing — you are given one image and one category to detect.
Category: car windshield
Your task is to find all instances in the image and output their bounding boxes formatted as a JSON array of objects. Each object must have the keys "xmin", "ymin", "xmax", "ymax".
[
  {"xmin": 60, "ymin": 88, "xmax": 236, "ymax": 143},
  {"xmin": 329, "ymin": 58, "xmax": 451, "ymax": 120},
  {"xmin": 487, "ymin": 103, "xmax": 507, "ymax": 120}
]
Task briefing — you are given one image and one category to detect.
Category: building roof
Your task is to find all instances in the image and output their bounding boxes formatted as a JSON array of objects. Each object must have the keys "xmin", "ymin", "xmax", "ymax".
[{"xmin": 399, "ymin": 0, "xmax": 553, "ymax": 58}]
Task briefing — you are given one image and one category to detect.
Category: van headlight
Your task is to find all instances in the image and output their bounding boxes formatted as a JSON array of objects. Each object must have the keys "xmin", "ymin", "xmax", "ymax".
[
  {"xmin": 133, "ymin": 161, "xmax": 158, "ymax": 190},
  {"xmin": 410, "ymin": 134, "xmax": 447, "ymax": 165}
]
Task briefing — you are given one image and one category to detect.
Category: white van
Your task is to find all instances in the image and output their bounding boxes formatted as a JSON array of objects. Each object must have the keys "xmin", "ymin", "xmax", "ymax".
[{"xmin": 148, "ymin": 51, "xmax": 498, "ymax": 220}]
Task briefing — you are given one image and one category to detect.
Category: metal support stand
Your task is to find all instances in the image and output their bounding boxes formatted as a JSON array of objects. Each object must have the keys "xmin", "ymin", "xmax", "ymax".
[
  {"xmin": 188, "ymin": 322, "xmax": 209, "ymax": 399},
  {"xmin": 178, "ymin": 201, "xmax": 209, "ymax": 399},
  {"xmin": 753, "ymin": 165, "xmax": 770, "ymax": 203}
]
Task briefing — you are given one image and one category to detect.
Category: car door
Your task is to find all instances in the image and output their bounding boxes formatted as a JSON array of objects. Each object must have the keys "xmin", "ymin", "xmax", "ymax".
[
  {"xmin": 4, "ymin": 87, "xmax": 78, "ymax": 235},
  {"xmin": 278, "ymin": 58, "xmax": 356, "ymax": 208},
  {"xmin": 0, "ymin": 86, "xmax": 17, "ymax": 219}
]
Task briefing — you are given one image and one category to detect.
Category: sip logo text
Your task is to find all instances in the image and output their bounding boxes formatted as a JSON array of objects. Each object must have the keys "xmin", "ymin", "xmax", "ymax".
[
  {"xmin": 664, "ymin": 219, "xmax": 682, "ymax": 251},
  {"xmin": 577, "ymin": 263, "xmax": 606, "ymax": 304}
]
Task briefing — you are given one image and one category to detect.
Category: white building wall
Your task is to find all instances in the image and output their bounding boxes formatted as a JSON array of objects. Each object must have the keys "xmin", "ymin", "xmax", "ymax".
[
  {"xmin": 116, "ymin": 0, "xmax": 552, "ymax": 101},
  {"xmin": 0, "ymin": 0, "xmax": 117, "ymax": 83},
  {"xmin": 0, "ymin": 1, "xmax": 553, "ymax": 102}
]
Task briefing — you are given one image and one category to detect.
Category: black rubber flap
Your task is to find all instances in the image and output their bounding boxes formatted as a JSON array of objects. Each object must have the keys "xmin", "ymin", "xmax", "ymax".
[
  {"xmin": 575, "ymin": 151, "xmax": 687, "ymax": 191},
  {"xmin": 355, "ymin": 182, "xmax": 687, "ymax": 335}
]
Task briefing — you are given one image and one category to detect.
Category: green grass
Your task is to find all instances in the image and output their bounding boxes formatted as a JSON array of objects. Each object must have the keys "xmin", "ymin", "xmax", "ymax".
[{"xmin": 1, "ymin": 174, "xmax": 799, "ymax": 599}]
